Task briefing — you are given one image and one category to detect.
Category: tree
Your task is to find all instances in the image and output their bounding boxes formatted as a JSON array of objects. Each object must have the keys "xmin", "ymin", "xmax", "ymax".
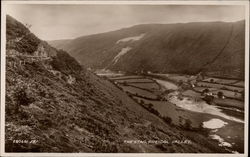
[
  {"xmin": 163, "ymin": 116, "xmax": 172, "ymax": 124},
  {"xmin": 210, "ymin": 79, "xmax": 214, "ymax": 83},
  {"xmin": 204, "ymin": 88, "xmax": 209, "ymax": 93},
  {"xmin": 148, "ymin": 103, "xmax": 153, "ymax": 108},
  {"xmin": 140, "ymin": 100, "xmax": 145, "ymax": 105},
  {"xmin": 13, "ymin": 87, "xmax": 34, "ymax": 113},
  {"xmin": 183, "ymin": 119, "xmax": 192, "ymax": 130},
  {"xmin": 217, "ymin": 91, "xmax": 224, "ymax": 98},
  {"xmin": 203, "ymin": 95, "xmax": 214, "ymax": 104},
  {"xmin": 202, "ymin": 88, "xmax": 209, "ymax": 95},
  {"xmin": 25, "ymin": 23, "xmax": 32, "ymax": 29},
  {"xmin": 178, "ymin": 80, "xmax": 183, "ymax": 86},
  {"xmin": 51, "ymin": 50, "xmax": 82, "ymax": 74}
]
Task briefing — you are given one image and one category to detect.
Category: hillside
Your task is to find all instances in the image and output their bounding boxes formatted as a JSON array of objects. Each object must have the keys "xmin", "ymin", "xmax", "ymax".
[
  {"xmin": 49, "ymin": 21, "xmax": 245, "ymax": 79},
  {"xmin": 5, "ymin": 15, "xmax": 231, "ymax": 153}
]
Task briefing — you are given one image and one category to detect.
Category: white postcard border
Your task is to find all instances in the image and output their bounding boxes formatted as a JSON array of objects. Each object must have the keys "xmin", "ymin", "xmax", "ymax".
[{"xmin": 1, "ymin": 1, "xmax": 249, "ymax": 156}]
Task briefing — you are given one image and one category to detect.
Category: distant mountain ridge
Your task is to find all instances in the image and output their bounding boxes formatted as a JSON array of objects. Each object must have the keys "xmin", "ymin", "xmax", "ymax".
[{"xmin": 49, "ymin": 20, "xmax": 245, "ymax": 79}]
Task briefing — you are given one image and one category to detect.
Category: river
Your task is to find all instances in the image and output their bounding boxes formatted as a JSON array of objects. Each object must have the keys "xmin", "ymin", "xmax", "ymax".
[
  {"xmin": 153, "ymin": 78, "xmax": 244, "ymax": 153},
  {"xmin": 96, "ymin": 70, "xmax": 245, "ymax": 153}
]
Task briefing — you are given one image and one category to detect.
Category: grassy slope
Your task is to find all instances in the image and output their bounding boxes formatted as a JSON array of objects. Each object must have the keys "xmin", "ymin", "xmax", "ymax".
[{"xmin": 5, "ymin": 15, "xmax": 229, "ymax": 153}]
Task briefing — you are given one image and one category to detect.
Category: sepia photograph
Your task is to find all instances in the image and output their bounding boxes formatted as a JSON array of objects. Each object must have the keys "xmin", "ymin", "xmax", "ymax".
[{"xmin": 1, "ymin": 0, "xmax": 249, "ymax": 156}]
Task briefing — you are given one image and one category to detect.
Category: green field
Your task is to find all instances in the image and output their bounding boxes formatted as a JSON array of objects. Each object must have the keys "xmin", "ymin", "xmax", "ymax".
[
  {"xmin": 182, "ymin": 90, "xmax": 202, "ymax": 98},
  {"xmin": 197, "ymin": 82, "xmax": 244, "ymax": 92},
  {"xmin": 203, "ymin": 77, "xmax": 239, "ymax": 84},
  {"xmin": 152, "ymin": 73, "xmax": 192, "ymax": 82},
  {"xmin": 128, "ymin": 82, "xmax": 160, "ymax": 91},
  {"xmin": 154, "ymin": 79, "xmax": 178, "ymax": 90},
  {"xmin": 214, "ymin": 98, "xmax": 244, "ymax": 110},
  {"xmin": 211, "ymin": 90, "xmax": 242, "ymax": 99},
  {"xmin": 132, "ymin": 96, "xmax": 235, "ymax": 129},
  {"xmin": 167, "ymin": 74, "xmax": 191, "ymax": 82},
  {"xmin": 115, "ymin": 78, "xmax": 154, "ymax": 83},
  {"xmin": 233, "ymin": 81, "xmax": 244, "ymax": 87},
  {"xmin": 193, "ymin": 87, "xmax": 216, "ymax": 92},
  {"xmin": 105, "ymin": 73, "xmax": 245, "ymax": 153},
  {"xmin": 119, "ymin": 85, "xmax": 158, "ymax": 99},
  {"xmin": 109, "ymin": 75, "xmax": 144, "ymax": 80}
]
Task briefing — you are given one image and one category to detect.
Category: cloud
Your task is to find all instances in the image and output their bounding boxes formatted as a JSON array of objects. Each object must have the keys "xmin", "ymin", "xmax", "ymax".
[{"xmin": 5, "ymin": 4, "xmax": 245, "ymax": 40}]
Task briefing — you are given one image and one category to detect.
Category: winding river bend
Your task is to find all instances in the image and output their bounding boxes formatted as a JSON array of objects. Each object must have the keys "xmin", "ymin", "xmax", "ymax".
[
  {"xmin": 151, "ymin": 77, "xmax": 244, "ymax": 153},
  {"xmin": 96, "ymin": 70, "xmax": 245, "ymax": 153}
]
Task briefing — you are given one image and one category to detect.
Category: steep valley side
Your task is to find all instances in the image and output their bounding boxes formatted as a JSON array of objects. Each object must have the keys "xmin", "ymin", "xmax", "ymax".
[{"xmin": 49, "ymin": 21, "xmax": 245, "ymax": 79}]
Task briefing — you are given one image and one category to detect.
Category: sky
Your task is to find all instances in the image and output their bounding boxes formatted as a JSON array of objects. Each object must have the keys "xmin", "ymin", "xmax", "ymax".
[{"xmin": 5, "ymin": 4, "xmax": 245, "ymax": 41}]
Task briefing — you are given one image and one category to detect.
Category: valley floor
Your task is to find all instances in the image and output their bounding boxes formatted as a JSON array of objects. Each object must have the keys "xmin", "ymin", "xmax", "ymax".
[{"xmin": 96, "ymin": 70, "xmax": 245, "ymax": 153}]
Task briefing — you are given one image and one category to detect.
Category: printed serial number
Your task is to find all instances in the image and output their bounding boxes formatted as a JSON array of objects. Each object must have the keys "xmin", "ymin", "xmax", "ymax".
[{"xmin": 12, "ymin": 139, "xmax": 38, "ymax": 144}]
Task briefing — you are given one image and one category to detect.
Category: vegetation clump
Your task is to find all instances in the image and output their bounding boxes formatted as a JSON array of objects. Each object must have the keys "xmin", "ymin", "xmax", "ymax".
[
  {"xmin": 51, "ymin": 50, "xmax": 83, "ymax": 75},
  {"xmin": 14, "ymin": 87, "xmax": 34, "ymax": 107},
  {"xmin": 7, "ymin": 15, "xmax": 40, "ymax": 54}
]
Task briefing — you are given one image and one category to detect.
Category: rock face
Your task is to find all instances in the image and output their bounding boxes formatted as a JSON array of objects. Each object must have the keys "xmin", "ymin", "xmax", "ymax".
[
  {"xmin": 49, "ymin": 21, "xmax": 245, "ymax": 79},
  {"xmin": 5, "ymin": 15, "xmax": 230, "ymax": 153}
]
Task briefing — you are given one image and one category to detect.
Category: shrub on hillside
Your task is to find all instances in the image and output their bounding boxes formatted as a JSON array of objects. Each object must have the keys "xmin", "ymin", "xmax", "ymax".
[
  {"xmin": 15, "ymin": 34, "xmax": 40, "ymax": 54},
  {"xmin": 182, "ymin": 119, "xmax": 192, "ymax": 130},
  {"xmin": 140, "ymin": 100, "xmax": 145, "ymax": 105},
  {"xmin": 155, "ymin": 144, "xmax": 168, "ymax": 151},
  {"xmin": 51, "ymin": 50, "xmax": 83, "ymax": 75},
  {"xmin": 163, "ymin": 116, "xmax": 172, "ymax": 125},
  {"xmin": 198, "ymin": 123, "xmax": 210, "ymax": 136},
  {"xmin": 148, "ymin": 103, "xmax": 153, "ymax": 108},
  {"xmin": 6, "ymin": 15, "xmax": 40, "ymax": 54},
  {"xmin": 14, "ymin": 87, "xmax": 34, "ymax": 109},
  {"xmin": 147, "ymin": 105, "xmax": 160, "ymax": 116},
  {"xmin": 6, "ymin": 15, "xmax": 30, "ymax": 40},
  {"xmin": 92, "ymin": 139, "xmax": 118, "ymax": 153}
]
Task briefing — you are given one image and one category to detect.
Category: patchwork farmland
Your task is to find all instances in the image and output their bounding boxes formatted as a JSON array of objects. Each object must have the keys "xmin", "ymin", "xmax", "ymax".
[{"xmin": 97, "ymin": 71, "xmax": 245, "ymax": 153}]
